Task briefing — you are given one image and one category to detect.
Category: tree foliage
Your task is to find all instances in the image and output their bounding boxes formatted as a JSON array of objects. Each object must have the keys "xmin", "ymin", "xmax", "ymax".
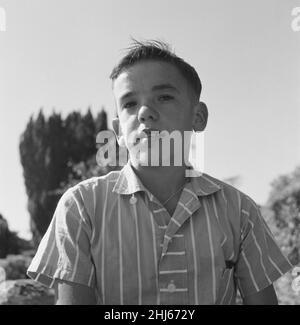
[
  {"xmin": 267, "ymin": 166, "xmax": 300, "ymax": 265},
  {"xmin": 19, "ymin": 108, "xmax": 108, "ymax": 246},
  {"xmin": 0, "ymin": 214, "xmax": 32, "ymax": 258}
]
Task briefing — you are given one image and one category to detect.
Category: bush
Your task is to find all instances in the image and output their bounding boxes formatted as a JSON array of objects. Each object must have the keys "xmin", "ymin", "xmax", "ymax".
[
  {"xmin": 267, "ymin": 166, "xmax": 300, "ymax": 265},
  {"xmin": 19, "ymin": 109, "xmax": 109, "ymax": 246},
  {"xmin": 0, "ymin": 255, "xmax": 33, "ymax": 280},
  {"xmin": 0, "ymin": 214, "xmax": 33, "ymax": 258}
]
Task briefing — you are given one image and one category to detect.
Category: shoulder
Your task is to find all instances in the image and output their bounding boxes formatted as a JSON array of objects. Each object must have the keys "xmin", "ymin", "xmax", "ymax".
[
  {"xmin": 68, "ymin": 170, "xmax": 121, "ymax": 193},
  {"xmin": 58, "ymin": 170, "xmax": 122, "ymax": 208},
  {"xmin": 201, "ymin": 173, "xmax": 261, "ymax": 222},
  {"xmin": 202, "ymin": 173, "xmax": 254, "ymax": 203},
  {"xmin": 202, "ymin": 174, "xmax": 267, "ymax": 247}
]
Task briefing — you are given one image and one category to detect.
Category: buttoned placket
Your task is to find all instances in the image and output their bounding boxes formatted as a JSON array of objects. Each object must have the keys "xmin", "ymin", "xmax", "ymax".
[
  {"xmin": 142, "ymin": 184, "xmax": 202, "ymax": 305},
  {"xmin": 111, "ymin": 163, "xmax": 223, "ymax": 304}
]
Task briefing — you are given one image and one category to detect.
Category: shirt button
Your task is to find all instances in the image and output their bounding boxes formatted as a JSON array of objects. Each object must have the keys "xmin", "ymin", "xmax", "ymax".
[{"xmin": 167, "ymin": 281, "xmax": 176, "ymax": 293}]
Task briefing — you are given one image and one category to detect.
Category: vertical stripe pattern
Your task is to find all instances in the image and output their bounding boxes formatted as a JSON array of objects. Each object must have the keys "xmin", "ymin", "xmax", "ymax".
[
  {"xmin": 118, "ymin": 195, "xmax": 123, "ymax": 304},
  {"xmin": 132, "ymin": 200, "xmax": 142, "ymax": 304},
  {"xmin": 27, "ymin": 163, "xmax": 293, "ymax": 304},
  {"xmin": 189, "ymin": 217, "xmax": 199, "ymax": 304},
  {"xmin": 203, "ymin": 201, "xmax": 217, "ymax": 302}
]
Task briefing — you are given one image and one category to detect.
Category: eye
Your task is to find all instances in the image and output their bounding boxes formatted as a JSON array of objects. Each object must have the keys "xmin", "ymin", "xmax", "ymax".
[
  {"xmin": 123, "ymin": 101, "xmax": 137, "ymax": 109},
  {"xmin": 158, "ymin": 94, "xmax": 174, "ymax": 102}
]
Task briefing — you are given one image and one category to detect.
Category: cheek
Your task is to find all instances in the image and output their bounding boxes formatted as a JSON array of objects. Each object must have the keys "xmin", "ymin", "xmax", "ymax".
[
  {"xmin": 119, "ymin": 113, "xmax": 131, "ymax": 132},
  {"xmin": 119, "ymin": 121, "xmax": 137, "ymax": 146}
]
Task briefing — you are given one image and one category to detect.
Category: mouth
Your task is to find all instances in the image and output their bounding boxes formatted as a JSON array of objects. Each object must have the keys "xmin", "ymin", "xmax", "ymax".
[
  {"xmin": 141, "ymin": 128, "xmax": 160, "ymax": 138},
  {"xmin": 134, "ymin": 128, "xmax": 163, "ymax": 145}
]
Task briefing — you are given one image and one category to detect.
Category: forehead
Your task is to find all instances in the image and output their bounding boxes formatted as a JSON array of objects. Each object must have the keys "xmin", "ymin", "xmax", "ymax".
[{"xmin": 112, "ymin": 60, "xmax": 188, "ymax": 98}]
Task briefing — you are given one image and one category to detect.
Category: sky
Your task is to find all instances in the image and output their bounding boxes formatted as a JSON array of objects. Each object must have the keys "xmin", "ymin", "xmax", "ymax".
[{"xmin": 0, "ymin": 0, "xmax": 299, "ymax": 239}]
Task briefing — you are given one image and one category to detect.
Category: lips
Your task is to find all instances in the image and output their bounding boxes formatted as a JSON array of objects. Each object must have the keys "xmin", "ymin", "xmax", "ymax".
[
  {"xmin": 134, "ymin": 128, "xmax": 162, "ymax": 144},
  {"xmin": 141, "ymin": 128, "xmax": 160, "ymax": 138}
]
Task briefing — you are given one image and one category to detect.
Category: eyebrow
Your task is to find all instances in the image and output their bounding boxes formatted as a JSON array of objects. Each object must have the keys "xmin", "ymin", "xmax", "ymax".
[
  {"xmin": 151, "ymin": 83, "xmax": 180, "ymax": 93},
  {"xmin": 119, "ymin": 83, "xmax": 180, "ymax": 102},
  {"xmin": 119, "ymin": 91, "xmax": 137, "ymax": 102}
]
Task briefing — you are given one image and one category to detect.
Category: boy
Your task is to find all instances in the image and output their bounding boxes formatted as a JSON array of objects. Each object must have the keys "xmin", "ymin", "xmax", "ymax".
[{"xmin": 27, "ymin": 40, "xmax": 293, "ymax": 305}]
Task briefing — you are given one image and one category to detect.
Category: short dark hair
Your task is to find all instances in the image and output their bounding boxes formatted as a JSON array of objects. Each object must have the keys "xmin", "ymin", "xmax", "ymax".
[{"xmin": 110, "ymin": 39, "xmax": 202, "ymax": 100}]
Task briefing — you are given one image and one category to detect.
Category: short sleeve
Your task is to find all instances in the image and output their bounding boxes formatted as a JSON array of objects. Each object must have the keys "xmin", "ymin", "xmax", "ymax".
[
  {"xmin": 27, "ymin": 187, "xmax": 96, "ymax": 289},
  {"xmin": 235, "ymin": 197, "xmax": 293, "ymax": 298}
]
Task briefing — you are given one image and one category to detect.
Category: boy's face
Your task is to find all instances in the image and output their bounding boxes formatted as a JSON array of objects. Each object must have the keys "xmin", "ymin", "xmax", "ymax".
[{"xmin": 112, "ymin": 60, "xmax": 201, "ymax": 166}]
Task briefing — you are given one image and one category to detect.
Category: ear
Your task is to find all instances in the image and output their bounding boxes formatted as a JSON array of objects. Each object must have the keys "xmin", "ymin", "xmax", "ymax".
[
  {"xmin": 192, "ymin": 101, "xmax": 208, "ymax": 132},
  {"xmin": 112, "ymin": 118, "xmax": 126, "ymax": 147}
]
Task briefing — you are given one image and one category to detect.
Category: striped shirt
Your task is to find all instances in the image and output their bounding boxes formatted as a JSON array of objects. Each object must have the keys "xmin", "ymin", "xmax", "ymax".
[{"xmin": 27, "ymin": 162, "xmax": 293, "ymax": 304}]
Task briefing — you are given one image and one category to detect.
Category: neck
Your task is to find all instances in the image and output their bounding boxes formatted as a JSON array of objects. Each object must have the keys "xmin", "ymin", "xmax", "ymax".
[{"xmin": 129, "ymin": 161, "xmax": 189, "ymax": 204}]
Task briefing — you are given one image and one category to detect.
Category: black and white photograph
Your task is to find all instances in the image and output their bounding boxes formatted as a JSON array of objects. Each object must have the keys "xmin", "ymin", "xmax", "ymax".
[{"xmin": 0, "ymin": 0, "xmax": 299, "ymax": 307}]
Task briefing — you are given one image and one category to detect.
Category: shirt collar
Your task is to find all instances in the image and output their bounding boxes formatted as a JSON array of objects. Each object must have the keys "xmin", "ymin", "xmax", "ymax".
[
  {"xmin": 112, "ymin": 162, "xmax": 222, "ymax": 197},
  {"xmin": 112, "ymin": 162, "xmax": 148, "ymax": 195},
  {"xmin": 189, "ymin": 172, "xmax": 222, "ymax": 197}
]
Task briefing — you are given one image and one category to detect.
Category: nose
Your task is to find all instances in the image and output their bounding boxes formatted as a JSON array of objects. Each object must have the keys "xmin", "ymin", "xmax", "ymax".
[{"xmin": 138, "ymin": 105, "xmax": 159, "ymax": 123}]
